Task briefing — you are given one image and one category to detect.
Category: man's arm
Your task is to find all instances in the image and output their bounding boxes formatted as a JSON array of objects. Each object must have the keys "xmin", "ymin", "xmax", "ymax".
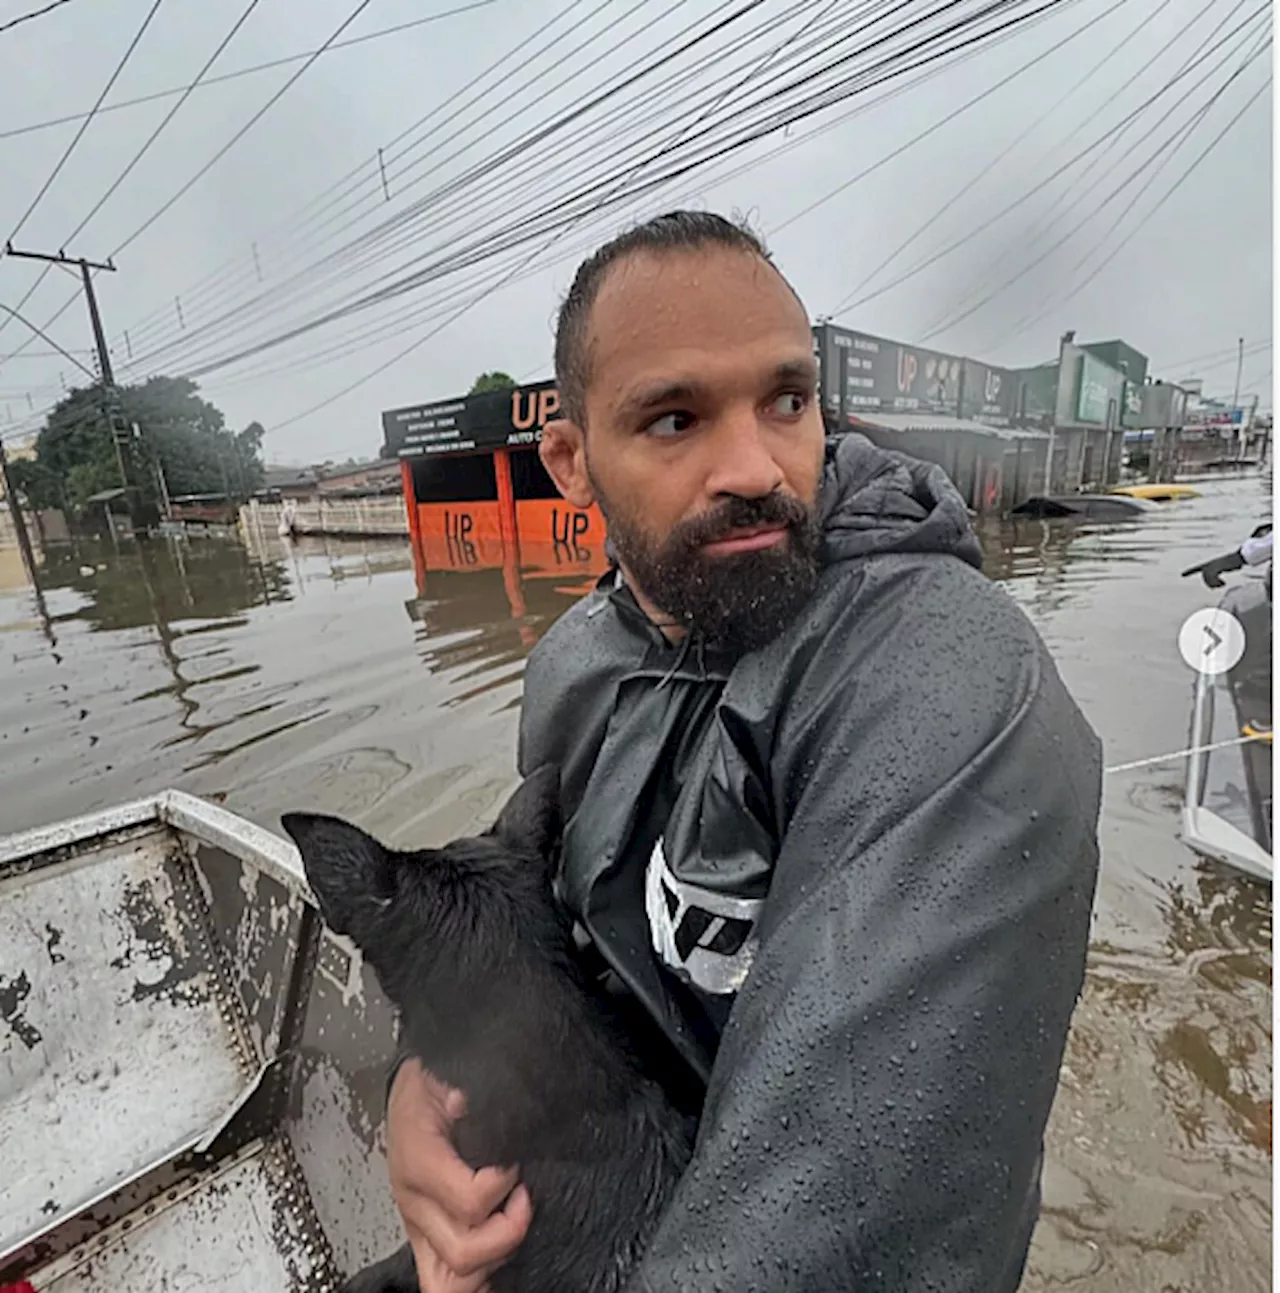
[{"xmin": 627, "ymin": 560, "xmax": 1102, "ymax": 1292}]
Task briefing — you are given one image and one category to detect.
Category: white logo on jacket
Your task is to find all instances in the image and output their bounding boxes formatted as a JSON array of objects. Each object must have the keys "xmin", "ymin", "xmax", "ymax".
[{"xmin": 644, "ymin": 839, "xmax": 763, "ymax": 995}]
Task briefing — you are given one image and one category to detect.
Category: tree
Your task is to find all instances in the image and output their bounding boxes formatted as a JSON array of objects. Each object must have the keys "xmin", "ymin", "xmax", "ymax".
[
  {"xmin": 19, "ymin": 377, "xmax": 265, "ymax": 511},
  {"xmin": 469, "ymin": 371, "xmax": 516, "ymax": 395}
]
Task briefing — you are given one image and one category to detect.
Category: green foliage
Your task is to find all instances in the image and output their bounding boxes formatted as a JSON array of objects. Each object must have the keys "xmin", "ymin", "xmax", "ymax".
[
  {"xmin": 20, "ymin": 376, "xmax": 265, "ymax": 511},
  {"xmin": 469, "ymin": 371, "xmax": 517, "ymax": 395}
]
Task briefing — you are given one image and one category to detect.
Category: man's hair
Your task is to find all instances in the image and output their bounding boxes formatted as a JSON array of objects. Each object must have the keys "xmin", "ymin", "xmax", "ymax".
[{"xmin": 553, "ymin": 210, "xmax": 778, "ymax": 427}]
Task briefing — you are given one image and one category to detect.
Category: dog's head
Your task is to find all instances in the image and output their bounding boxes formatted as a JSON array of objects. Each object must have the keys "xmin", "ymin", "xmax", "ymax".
[{"xmin": 282, "ymin": 765, "xmax": 563, "ymax": 1007}]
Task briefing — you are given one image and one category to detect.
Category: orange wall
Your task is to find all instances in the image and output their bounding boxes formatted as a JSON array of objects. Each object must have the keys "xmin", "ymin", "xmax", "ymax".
[{"xmin": 414, "ymin": 499, "xmax": 609, "ymax": 576}]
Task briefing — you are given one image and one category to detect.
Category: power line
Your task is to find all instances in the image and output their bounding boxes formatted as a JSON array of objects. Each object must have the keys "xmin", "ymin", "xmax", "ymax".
[
  {"xmin": 196, "ymin": 21, "xmax": 1063, "ymax": 396},
  {"xmin": 61, "ymin": 0, "xmax": 269, "ymax": 249},
  {"xmin": 925, "ymin": 19, "xmax": 1269, "ymax": 346},
  {"xmin": 770, "ymin": 0, "xmax": 1103, "ymax": 234},
  {"xmin": 0, "ymin": 303, "xmax": 96, "ymax": 379},
  {"xmin": 105, "ymin": 0, "xmax": 604, "ymax": 355},
  {"xmin": 0, "ymin": 0, "xmax": 166, "ymax": 351},
  {"xmin": 6, "ymin": 0, "xmax": 166, "ymax": 243},
  {"xmin": 0, "ymin": 0, "xmax": 390, "ymax": 377},
  {"xmin": 115, "ymin": 0, "xmax": 705, "ymax": 363},
  {"xmin": 0, "ymin": 0, "xmax": 597, "ymax": 379},
  {"xmin": 988, "ymin": 71, "xmax": 1271, "ymax": 348},
  {"xmin": 856, "ymin": 0, "xmax": 1183, "ymax": 336},
  {"xmin": 122, "ymin": 0, "xmax": 1050, "ymax": 373},
  {"xmin": 1160, "ymin": 337, "xmax": 1271, "ymax": 373},
  {"xmin": 227, "ymin": 0, "xmax": 1078, "ymax": 425},
  {"xmin": 0, "ymin": 0, "xmax": 76, "ymax": 36},
  {"xmin": 131, "ymin": 0, "xmax": 1071, "ymax": 380},
  {"xmin": 0, "ymin": 0, "xmax": 502, "ymax": 142},
  {"xmin": 822, "ymin": 0, "xmax": 1270, "ymax": 321},
  {"xmin": 109, "ymin": 0, "xmax": 380, "ymax": 261}
]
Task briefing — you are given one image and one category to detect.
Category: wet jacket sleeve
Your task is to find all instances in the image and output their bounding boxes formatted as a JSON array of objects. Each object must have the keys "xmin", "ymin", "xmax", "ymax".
[{"xmin": 627, "ymin": 558, "xmax": 1102, "ymax": 1293}]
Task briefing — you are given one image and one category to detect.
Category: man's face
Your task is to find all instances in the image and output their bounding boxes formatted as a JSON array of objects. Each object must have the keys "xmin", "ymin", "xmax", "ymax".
[{"xmin": 542, "ymin": 246, "xmax": 826, "ymax": 654}]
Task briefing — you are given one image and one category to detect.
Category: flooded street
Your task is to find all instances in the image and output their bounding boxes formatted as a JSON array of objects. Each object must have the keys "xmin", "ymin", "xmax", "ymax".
[{"xmin": 0, "ymin": 473, "xmax": 1271, "ymax": 1290}]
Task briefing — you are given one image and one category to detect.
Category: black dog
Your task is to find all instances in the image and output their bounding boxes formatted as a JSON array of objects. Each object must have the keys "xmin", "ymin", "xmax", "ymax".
[{"xmin": 282, "ymin": 766, "xmax": 691, "ymax": 1293}]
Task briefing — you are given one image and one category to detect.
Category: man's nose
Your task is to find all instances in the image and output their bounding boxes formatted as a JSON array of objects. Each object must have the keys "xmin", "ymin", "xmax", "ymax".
[{"xmin": 703, "ymin": 409, "xmax": 785, "ymax": 499}]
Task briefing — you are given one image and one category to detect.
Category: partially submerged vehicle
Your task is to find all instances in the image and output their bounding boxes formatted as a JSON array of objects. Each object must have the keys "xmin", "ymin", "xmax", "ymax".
[
  {"xmin": 0, "ymin": 791, "xmax": 404, "ymax": 1290},
  {"xmin": 1181, "ymin": 577, "xmax": 1273, "ymax": 884},
  {"xmin": 1011, "ymin": 493, "xmax": 1155, "ymax": 521},
  {"xmin": 1109, "ymin": 482, "xmax": 1202, "ymax": 502}
]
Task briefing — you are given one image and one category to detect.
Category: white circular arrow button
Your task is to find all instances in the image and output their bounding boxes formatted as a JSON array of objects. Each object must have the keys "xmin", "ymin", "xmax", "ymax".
[{"xmin": 1178, "ymin": 607, "xmax": 1247, "ymax": 676}]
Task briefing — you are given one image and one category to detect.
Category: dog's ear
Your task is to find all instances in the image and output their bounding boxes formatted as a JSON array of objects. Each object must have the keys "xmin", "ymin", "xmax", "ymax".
[
  {"xmin": 490, "ymin": 765, "xmax": 561, "ymax": 863},
  {"xmin": 282, "ymin": 812, "xmax": 396, "ymax": 943}
]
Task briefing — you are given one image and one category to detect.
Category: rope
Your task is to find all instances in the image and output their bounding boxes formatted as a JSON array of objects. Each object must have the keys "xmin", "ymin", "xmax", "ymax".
[{"xmin": 1104, "ymin": 732, "xmax": 1269, "ymax": 775}]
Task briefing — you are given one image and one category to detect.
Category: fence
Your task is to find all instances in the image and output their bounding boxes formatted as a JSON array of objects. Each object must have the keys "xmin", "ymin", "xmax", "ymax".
[{"xmin": 239, "ymin": 496, "xmax": 409, "ymax": 545}]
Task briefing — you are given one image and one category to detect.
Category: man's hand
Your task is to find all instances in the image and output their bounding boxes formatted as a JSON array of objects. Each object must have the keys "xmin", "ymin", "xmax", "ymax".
[{"xmin": 387, "ymin": 1059, "xmax": 533, "ymax": 1292}]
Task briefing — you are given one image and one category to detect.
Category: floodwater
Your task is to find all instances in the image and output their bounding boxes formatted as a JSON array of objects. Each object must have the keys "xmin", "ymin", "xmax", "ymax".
[{"xmin": 0, "ymin": 473, "xmax": 1271, "ymax": 1290}]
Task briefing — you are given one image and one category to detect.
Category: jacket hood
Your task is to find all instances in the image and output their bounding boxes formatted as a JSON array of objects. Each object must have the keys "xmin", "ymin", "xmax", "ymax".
[{"xmin": 820, "ymin": 432, "xmax": 982, "ymax": 570}]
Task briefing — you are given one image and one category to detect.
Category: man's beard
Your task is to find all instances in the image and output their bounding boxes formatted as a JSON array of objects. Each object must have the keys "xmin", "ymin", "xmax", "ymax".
[{"xmin": 600, "ymin": 489, "xmax": 823, "ymax": 656}]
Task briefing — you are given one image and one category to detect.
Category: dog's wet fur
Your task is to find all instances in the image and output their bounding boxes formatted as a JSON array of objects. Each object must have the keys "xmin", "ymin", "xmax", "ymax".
[{"xmin": 282, "ymin": 766, "xmax": 692, "ymax": 1293}]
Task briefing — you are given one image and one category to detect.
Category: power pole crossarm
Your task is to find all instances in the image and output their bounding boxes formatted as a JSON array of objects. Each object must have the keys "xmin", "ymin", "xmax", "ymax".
[{"xmin": 4, "ymin": 244, "xmax": 116, "ymax": 273}]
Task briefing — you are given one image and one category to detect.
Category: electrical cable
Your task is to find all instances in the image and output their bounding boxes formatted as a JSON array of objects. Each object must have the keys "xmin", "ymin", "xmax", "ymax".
[
  {"xmin": 60, "ymin": 0, "xmax": 267, "ymax": 249},
  {"xmin": 213, "ymin": 0, "xmax": 1076, "ymax": 418},
  {"xmin": 133, "ymin": 0, "xmax": 1067, "ymax": 379},
  {"xmin": 770, "ymin": 0, "xmax": 1108, "ymax": 234},
  {"xmin": 0, "ymin": 305, "xmax": 96, "ymax": 379},
  {"xmin": 986, "ymin": 71, "xmax": 1270, "ymax": 349},
  {"xmin": 0, "ymin": 0, "xmax": 76, "ymax": 37},
  {"xmin": 0, "ymin": 0, "xmax": 502, "ymax": 141},
  {"xmin": 108, "ymin": 0, "xmax": 614, "ymax": 354},
  {"xmin": 926, "ymin": 0, "xmax": 1262, "ymax": 342},
  {"xmin": 0, "ymin": 0, "xmax": 167, "ymax": 348},
  {"xmin": 925, "ymin": 19, "xmax": 1269, "ymax": 346},
  {"xmin": 822, "ymin": 0, "xmax": 1269, "ymax": 320},
  {"xmin": 895, "ymin": 0, "xmax": 1190, "ymax": 338}
]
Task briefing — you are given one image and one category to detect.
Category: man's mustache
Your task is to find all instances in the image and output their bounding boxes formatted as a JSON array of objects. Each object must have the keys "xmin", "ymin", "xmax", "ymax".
[{"xmin": 670, "ymin": 492, "xmax": 813, "ymax": 551}]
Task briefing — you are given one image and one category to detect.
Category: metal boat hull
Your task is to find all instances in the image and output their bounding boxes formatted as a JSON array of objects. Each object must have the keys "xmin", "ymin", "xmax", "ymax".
[{"xmin": 0, "ymin": 791, "xmax": 406, "ymax": 1290}]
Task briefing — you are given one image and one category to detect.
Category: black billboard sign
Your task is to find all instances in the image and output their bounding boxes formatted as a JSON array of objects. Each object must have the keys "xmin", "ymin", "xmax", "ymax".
[
  {"xmin": 958, "ymin": 358, "xmax": 1019, "ymax": 427},
  {"xmin": 817, "ymin": 324, "xmax": 1022, "ymax": 427},
  {"xmin": 381, "ymin": 379, "xmax": 561, "ymax": 460}
]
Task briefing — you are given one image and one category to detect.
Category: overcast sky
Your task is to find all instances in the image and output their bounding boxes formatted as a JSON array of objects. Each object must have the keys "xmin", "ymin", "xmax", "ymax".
[{"xmin": 0, "ymin": 0, "xmax": 1271, "ymax": 464}]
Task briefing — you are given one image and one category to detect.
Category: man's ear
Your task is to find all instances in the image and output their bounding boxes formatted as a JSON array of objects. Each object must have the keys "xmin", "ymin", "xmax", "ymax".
[
  {"xmin": 490, "ymin": 765, "xmax": 562, "ymax": 864},
  {"xmin": 281, "ymin": 813, "xmax": 396, "ymax": 942},
  {"xmin": 539, "ymin": 420, "xmax": 594, "ymax": 510}
]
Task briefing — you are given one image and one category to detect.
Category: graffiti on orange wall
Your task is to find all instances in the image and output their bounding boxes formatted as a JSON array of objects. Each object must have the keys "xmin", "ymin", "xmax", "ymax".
[{"xmin": 414, "ymin": 499, "xmax": 609, "ymax": 576}]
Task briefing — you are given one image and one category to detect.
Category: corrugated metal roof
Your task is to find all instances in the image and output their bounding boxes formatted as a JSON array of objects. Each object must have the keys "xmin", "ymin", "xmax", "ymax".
[{"xmin": 847, "ymin": 412, "xmax": 1048, "ymax": 441}]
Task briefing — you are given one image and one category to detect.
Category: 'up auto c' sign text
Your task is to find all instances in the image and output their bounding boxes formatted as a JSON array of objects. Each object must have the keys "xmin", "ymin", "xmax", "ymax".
[{"xmin": 381, "ymin": 379, "xmax": 563, "ymax": 460}]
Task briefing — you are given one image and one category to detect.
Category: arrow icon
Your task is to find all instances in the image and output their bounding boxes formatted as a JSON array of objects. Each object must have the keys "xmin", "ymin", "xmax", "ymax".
[{"xmin": 1202, "ymin": 626, "xmax": 1223, "ymax": 656}]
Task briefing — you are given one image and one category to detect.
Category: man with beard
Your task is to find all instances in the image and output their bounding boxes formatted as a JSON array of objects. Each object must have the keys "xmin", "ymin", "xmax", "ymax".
[{"xmin": 383, "ymin": 211, "xmax": 1102, "ymax": 1292}]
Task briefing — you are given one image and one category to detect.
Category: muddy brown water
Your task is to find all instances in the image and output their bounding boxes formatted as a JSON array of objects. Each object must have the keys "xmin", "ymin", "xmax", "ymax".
[{"xmin": 0, "ymin": 473, "xmax": 1271, "ymax": 1289}]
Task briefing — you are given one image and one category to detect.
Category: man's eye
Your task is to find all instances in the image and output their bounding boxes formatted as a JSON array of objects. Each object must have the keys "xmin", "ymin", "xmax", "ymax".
[
  {"xmin": 646, "ymin": 411, "xmax": 695, "ymax": 438},
  {"xmin": 771, "ymin": 391, "xmax": 808, "ymax": 417}
]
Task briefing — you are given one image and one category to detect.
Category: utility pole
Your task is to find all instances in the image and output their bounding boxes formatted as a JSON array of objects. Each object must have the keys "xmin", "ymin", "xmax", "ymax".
[
  {"xmin": 3, "ymin": 244, "xmax": 138, "ymax": 501},
  {"xmin": 1230, "ymin": 336, "xmax": 1245, "ymax": 460},
  {"xmin": 0, "ymin": 435, "xmax": 40, "ymax": 589},
  {"xmin": 5, "ymin": 245, "xmax": 117, "ymax": 384}
]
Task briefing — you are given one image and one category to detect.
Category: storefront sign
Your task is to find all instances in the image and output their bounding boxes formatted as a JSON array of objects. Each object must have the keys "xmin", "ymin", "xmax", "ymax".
[{"xmin": 381, "ymin": 380, "xmax": 561, "ymax": 459}]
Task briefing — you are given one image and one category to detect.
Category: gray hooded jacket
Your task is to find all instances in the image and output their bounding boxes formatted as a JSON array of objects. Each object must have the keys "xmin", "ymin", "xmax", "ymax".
[{"xmin": 519, "ymin": 433, "xmax": 1102, "ymax": 1292}]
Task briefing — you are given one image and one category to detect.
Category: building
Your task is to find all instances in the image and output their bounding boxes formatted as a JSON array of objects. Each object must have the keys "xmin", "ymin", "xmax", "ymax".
[
  {"xmin": 1009, "ymin": 336, "xmax": 1188, "ymax": 489},
  {"xmin": 314, "ymin": 458, "xmax": 402, "ymax": 498},
  {"xmin": 812, "ymin": 323, "xmax": 1047, "ymax": 511},
  {"xmin": 381, "ymin": 381, "xmax": 607, "ymax": 596}
]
